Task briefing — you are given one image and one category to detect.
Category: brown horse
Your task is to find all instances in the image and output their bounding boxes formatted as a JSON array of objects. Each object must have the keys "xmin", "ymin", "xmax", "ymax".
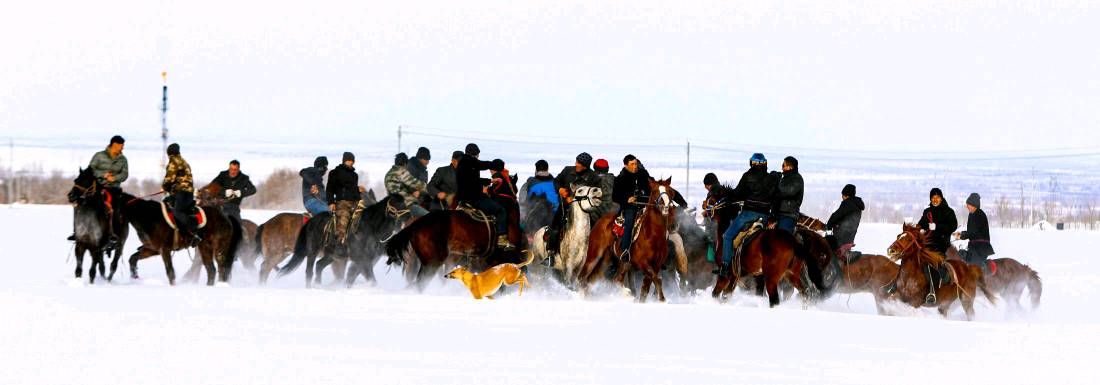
[
  {"xmin": 832, "ymin": 252, "xmax": 899, "ymax": 315},
  {"xmin": 887, "ymin": 224, "xmax": 996, "ymax": 320},
  {"xmin": 947, "ymin": 246, "xmax": 1042, "ymax": 310},
  {"xmin": 121, "ymin": 191, "xmax": 243, "ymax": 286},
  {"xmin": 182, "ymin": 218, "xmax": 257, "ymax": 283},
  {"xmin": 385, "ymin": 195, "xmax": 527, "ymax": 292},
  {"xmin": 255, "ymin": 212, "xmax": 307, "ymax": 284},
  {"xmin": 577, "ymin": 178, "xmax": 679, "ymax": 302},
  {"xmin": 711, "ymin": 224, "xmax": 828, "ymax": 307}
]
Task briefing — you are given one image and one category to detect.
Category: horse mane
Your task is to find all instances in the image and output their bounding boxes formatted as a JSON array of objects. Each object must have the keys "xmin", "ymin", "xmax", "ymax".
[{"xmin": 361, "ymin": 193, "xmax": 401, "ymax": 232}]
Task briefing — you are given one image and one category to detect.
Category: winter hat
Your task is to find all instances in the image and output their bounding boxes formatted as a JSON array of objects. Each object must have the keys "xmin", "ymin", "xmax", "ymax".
[
  {"xmin": 750, "ymin": 153, "xmax": 767, "ymax": 165},
  {"xmin": 966, "ymin": 193, "xmax": 981, "ymax": 209},
  {"xmin": 594, "ymin": 159, "xmax": 609, "ymax": 172},
  {"xmin": 783, "ymin": 156, "xmax": 798, "ymax": 171},
  {"xmin": 109, "ymin": 135, "xmax": 125, "ymax": 145},
  {"xmin": 166, "ymin": 143, "xmax": 180, "ymax": 156},
  {"xmin": 314, "ymin": 156, "xmax": 329, "ymax": 168},
  {"xmin": 535, "ymin": 159, "xmax": 549, "ymax": 171},
  {"xmin": 394, "ymin": 152, "xmax": 408, "ymax": 166},
  {"xmin": 929, "ymin": 188, "xmax": 944, "ymax": 199},
  {"xmin": 703, "ymin": 173, "xmax": 719, "ymax": 186},
  {"xmin": 415, "ymin": 147, "xmax": 431, "ymax": 160},
  {"xmin": 465, "ymin": 143, "xmax": 480, "ymax": 156},
  {"xmin": 490, "ymin": 159, "xmax": 505, "ymax": 171},
  {"xmin": 451, "ymin": 151, "xmax": 464, "ymax": 160},
  {"xmin": 842, "ymin": 184, "xmax": 856, "ymax": 197},
  {"xmin": 342, "ymin": 152, "xmax": 355, "ymax": 162},
  {"xmin": 576, "ymin": 152, "xmax": 593, "ymax": 169}
]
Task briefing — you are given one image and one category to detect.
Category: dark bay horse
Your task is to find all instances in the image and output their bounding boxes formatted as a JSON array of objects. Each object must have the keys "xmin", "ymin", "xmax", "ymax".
[
  {"xmin": 577, "ymin": 178, "xmax": 680, "ymax": 302},
  {"xmin": 385, "ymin": 194, "xmax": 527, "ymax": 292},
  {"xmin": 67, "ymin": 168, "xmax": 130, "ymax": 283},
  {"xmin": 278, "ymin": 194, "xmax": 409, "ymax": 288},
  {"xmin": 947, "ymin": 246, "xmax": 1042, "ymax": 311},
  {"xmin": 887, "ymin": 224, "xmax": 996, "ymax": 320},
  {"xmin": 711, "ymin": 225, "xmax": 828, "ymax": 307},
  {"xmin": 121, "ymin": 191, "xmax": 242, "ymax": 286}
]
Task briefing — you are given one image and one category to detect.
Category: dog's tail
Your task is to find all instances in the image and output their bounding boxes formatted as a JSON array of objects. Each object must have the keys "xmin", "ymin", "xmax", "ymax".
[{"xmin": 517, "ymin": 250, "xmax": 536, "ymax": 268}]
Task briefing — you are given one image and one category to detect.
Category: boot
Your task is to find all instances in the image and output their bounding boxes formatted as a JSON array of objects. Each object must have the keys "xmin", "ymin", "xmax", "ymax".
[
  {"xmin": 190, "ymin": 233, "xmax": 202, "ymax": 248},
  {"xmin": 712, "ymin": 262, "xmax": 731, "ymax": 278},
  {"xmin": 925, "ymin": 265, "xmax": 938, "ymax": 305},
  {"xmin": 496, "ymin": 235, "xmax": 515, "ymax": 251},
  {"xmin": 938, "ymin": 263, "xmax": 952, "ymax": 285},
  {"xmin": 619, "ymin": 249, "xmax": 630, "ymax": 263},
  {"xmin": 67, "ymin": 233, "xmax": 76, "ymax": 241}
]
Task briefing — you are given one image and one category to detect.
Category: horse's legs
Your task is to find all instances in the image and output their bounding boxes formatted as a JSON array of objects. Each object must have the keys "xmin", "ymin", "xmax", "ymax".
[
  {"xmin": 754, "ymin": 275, "xmax": 766, "ymax": 297},
  {"xmin": 74, "ymin": 245, "xmax": 86, "ymax": 279},
  {"xmin": 107, "ymin": 245, "xmax": 123, "ymax": 282},
  {"xmin": 653, "ymin": 269, "xmax": 667, "ymax": 302},
  {"xmin": 93, "ymin": 248, "xmax": 107, "ymax": 283},
  {"xmin": 765, "ymin": 273, "xmax": 782, "ymax": 308},
  {"xmin": 314, "ymin": 255, "xmax": 333, "ymax": 285},
  {"xmin": 638, "ymin": 273, "xmax": 652, "ymax": 303},
  {"xmin": 129, "ymin": 246, "xmax": 160, "ymax": 280},
  {"xmin": 161, "ymin": 249, "xmax": 177, "ymax": 286},
  {"xmin": 182, "ymin": 255, "xmax": 204, "ymax": 283},
  {"xmin": 345, "ymin": 261, "xmax": 360, "ymax": 288},
  {"xmin": 332, "ymin": 258, "xmax": 348, "ymax": 283},
  {"xmin": 415, "ymin": 263, "xmax": 442, "ymax": 292},
  {"xmin": 304, "ymin": 253, "xmax": 316, "ymax": 289}
]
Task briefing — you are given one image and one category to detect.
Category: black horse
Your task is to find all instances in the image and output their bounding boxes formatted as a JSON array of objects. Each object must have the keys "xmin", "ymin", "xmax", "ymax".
[
  {"xmin": 277, "ymin": 194, "xmax": 410, "ymax": 288},
  {"xmin": 521, "ymin": 194, "xmax": 554, "ymax": 239},
  {"xmin": 67, "ymin": 168, "xmax": 131, "ymax": 283}
]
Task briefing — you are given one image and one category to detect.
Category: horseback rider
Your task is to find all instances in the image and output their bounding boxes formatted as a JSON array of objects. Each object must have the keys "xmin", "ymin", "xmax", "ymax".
[
  {"xmin": 386, "ymin": 152, "xmax": 429, "ymax": 218},
  {"xmin": 326, "ymin": 152, "xmax": 363, "ymax": 251},
  {"xmin": 68, "ymin": 135, "xmax": 128, "ymax": 248},
  {"xmin": 886, "ymin": 187, "xmax": 958, "ymax": 304},
  {"xmin": 427, "ymin": 151, "xmax": 462, "ymax": 211},
  {"xmin": 825, "ymin": 184, "xmax": 865, "ymax": 258},
  {"xmin": 300, "ymin": 156, "xmax": 329, "ymax": 216},
  {"xmin": 210, "ymin": 159, "xmax": 256, "ymax": 221},
  {"xmin": 407, "ymin": 147, "xmax": 431, "ymax": 184},
  {"xmin": 592, "ymin": 159, "xmax": 616, "ymax": 219},
  {"xmin": 701, "ymin": 172, "xmax": 723, "ymax": 235},
  {"xmin": 954, "ymin": 193, "xmax": 995, "ymax": 272},
  {"xmin": 772, "ymin": 156, "xmax": 804, "ymax": 234},
  {"xmin": 488, "ymin": 159, "xmax": 519, "ymax": 199},
  {"xmin": 455, "ymin": 143, "xmax": 515, "ymax": 250},
  {"xmin": 613, "ymin": 154, "xmax": 650, "ymax": 261},
  {"xmin": 714, "ymin": 153, "xmax": 779, "ymax": 278},
  {"xmin": 162, "ymin": 143, "xmax": 202, "ymax": 247},
  {"xmin": 520, "ymin": 159, "xmax": 559, "ymax": 213},
  {"xmin": 546, "ymin": 152, "xmax": 601, "ymax": 253}
]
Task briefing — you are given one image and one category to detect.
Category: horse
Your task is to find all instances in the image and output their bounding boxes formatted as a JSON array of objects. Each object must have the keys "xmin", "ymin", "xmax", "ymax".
[
  {"xmin": 384, "ymin": 193, "xmax": 527, "ymax": 292},
  {"xmin": 947, "ymin": 246, "xmax": 1042, "ymax": 311},
  {"xmin": 666, "ymin": 208, "xmax": 711, "ymax": 295},
  {"xmin": 831, "ymin": 252, "xmax": 899, "ymax": 315},
  {"xmin": 783, "ymin": 226, "xmax": 842, "ymax": 302},
  {"xmin": 67, "ymin": 168, "xmax": 131, "ymax": 283},
  {"xmin": 521, "ymin": 193, "xmax": 555, "ymax": 239},
  {"xmin": 120, "ymin": 190, "xmax": 243, "ymax": 286},
  {"xmin": 256, "ymin": 212, "xmax": 306, "ymax": 284},
  {"xmin": 711, "ymin": 223, "xmax": 828, "ymax": 307},
  {"xmin": 277, "ymin": 194, "xmax": 408, "ymax": 288},
  {"xmin": 182, "ymin": 182, "xmax": 258, "ymax": 282},
  {"xmin": 887, "ymin": 224, "xmax": 996, "ymax": 320},
  {"xmin": 577, "ymin": 177, "xmax": 679, "ymax": 303},
  {"xmin": 529, "ymin": 184, "xmax": 603, "ymax": 288}
]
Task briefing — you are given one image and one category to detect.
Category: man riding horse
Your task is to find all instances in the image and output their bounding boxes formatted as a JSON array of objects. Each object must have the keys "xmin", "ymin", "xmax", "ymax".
[
  {"xmin": 327, "ymin": 152, "xmax": 363, "ymax": 253},
  {"xmin": 546, "ymin": 152, "xmax": 601, "ymax": 254},
  {"xmin": 714, "ymin": 153, "xmax": 779, "ymax": 278},
  {"xmin": 612, "ymin": 154, "xmax": 649, "ymax": 262},
  {"xmin": 163, "ymin": 143, "xmax": 202, "ymax": 247},
  {"xmin": 954, "ymin": 193, "xmax": 996, "ymax": 273},
  {"xmin": 825, "ymin": 183, "xmax": 865, "ymax": 259},
  {"xmin": 455, "ymin": 143, "xmax": 515, "ymax": 250},
  {"xmin": 427, "ymin": 151, "xmax": 462, "ymax": 211},
  {"xmin": 300, "ymin": 156, "xmax": 329, "ymax": 216},
  {"xmin": 386, "ymin": 152, "xmax": 429, "ymax": 218},
  {"xmin": 886, "ymin": 187, "xmax": 958, "ymax": 304},
  {"xmin": 772, "ymin": 156, "xmax": 803, "ymax": 234},
  {"xmin": 210, "ymin": 159, "xmax": 257, "ymax": 221},
  {"xmin": 68, "ymin": 135, "xmax": 128, "ymax": 249}
]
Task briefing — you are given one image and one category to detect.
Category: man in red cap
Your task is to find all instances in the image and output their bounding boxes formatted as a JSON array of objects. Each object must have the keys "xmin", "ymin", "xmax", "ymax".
[{"xmin": 592, "ymin": 158, "xmax": 615, "ymax": 219}]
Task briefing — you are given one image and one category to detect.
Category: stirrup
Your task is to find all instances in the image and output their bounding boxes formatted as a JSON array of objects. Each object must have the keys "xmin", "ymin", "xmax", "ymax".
[
  {"xmin": 712, "ymin": 263, "xmax": 731, "ymax": 278},
  {"xmin": 619, "ymin": 249, "xmax": 630, "ymax": 263},
  {"xmin": 925, "ymin": 292, "xmax": 937, "ymax": 305},
  {"xmin": 884, "ymin": 281, "xmax": 897, "ymax": 294}
]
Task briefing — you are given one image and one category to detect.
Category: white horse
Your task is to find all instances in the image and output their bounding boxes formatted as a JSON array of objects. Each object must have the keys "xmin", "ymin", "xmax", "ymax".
[{"xmin": 531, "ymin": 184, "xmax": 602, "ymax": 288}]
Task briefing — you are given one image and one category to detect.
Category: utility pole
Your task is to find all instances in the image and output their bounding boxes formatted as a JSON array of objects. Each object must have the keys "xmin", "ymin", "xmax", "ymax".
[
  {"xmin": 7, "ymin": 138, "xmax": 12, "ymax": 205},
  {"xmin": 160, "ymin": 71, "xmax": 169, "ymax": 169},
  {"xmin": 685, "ymin": 140, "xmax": 691, "ymax": 204}
]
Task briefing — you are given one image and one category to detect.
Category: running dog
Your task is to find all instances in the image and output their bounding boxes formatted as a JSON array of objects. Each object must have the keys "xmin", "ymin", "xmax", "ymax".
[{"xmin": 444, "ymin": 252, "xmax": 535, "ymax": 299}]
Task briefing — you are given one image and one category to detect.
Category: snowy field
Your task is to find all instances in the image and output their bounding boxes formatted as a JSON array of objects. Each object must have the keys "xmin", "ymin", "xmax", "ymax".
[{"xmin": 2, "ymin": 204, "xmax": 1098, "ymax": 385}]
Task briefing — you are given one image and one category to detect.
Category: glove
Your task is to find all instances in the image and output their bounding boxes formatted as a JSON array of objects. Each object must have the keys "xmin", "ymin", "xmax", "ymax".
[
  {"xmin": 225, "ymin": 189, "xmax": 235, "ymax": 198},
  {"xmin": 929, "ymin": 223, "xmax": 937, "ymax": 231}
]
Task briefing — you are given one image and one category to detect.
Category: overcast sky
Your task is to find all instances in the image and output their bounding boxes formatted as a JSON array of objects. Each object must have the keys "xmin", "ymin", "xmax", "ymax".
[{"xmin": 2, "ymin": 0, "xmax": 1098, "ymax": 153}]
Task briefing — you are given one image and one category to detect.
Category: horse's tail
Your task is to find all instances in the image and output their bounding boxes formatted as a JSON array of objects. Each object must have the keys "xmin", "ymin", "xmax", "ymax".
[
  {"xmin": 226, "ymin": 215, "xmax": 243, "ymax": 275},
  {"xmin": 277, "ymin": 222, "xmax": 311, "ymax": 277},
  {"xmin": 384, "ymin": 225, "xmax": 415, "ymax": 267},
  {"xmin": 1027, "ymin": 267, "xmax": 1043, "ymax": 308},
  {"xmin": 253, "ymin": 222, "xmax": 266, "ymax": 256},
  {"xmin": 976, "ymin": 265, "xmax": 997, "ymax": 306},
  {"xmin": 792, "ymin": 234, "xmax": 828, "ymax": 297}
]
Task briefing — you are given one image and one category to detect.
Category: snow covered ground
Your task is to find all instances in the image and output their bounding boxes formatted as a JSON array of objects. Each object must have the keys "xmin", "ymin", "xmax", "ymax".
[{"xmin": 1, "ymin": 204, "xmax": 1097, "ymax": 384}]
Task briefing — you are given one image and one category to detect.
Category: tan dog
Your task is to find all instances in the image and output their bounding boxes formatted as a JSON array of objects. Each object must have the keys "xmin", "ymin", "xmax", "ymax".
[{"xmin": 444, "ymin": 252, "xmax": 534, "ymax": 299}]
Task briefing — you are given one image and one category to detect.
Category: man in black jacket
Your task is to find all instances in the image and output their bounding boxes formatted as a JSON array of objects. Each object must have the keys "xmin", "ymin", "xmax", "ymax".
[
  {"xmin": 772, "ymin": 156, "xmax": 803, "ymax": 234},
  {"xmin": 455, "ymin": 143, "xmax": 513, "ymax": 250},
  {"xmin": 612, "ymin": 154, "xmax": 650, "ymax": 261},
  {"xmin": 826, "ymin": 184, "xmax": 864, "ymax": 256},
  {"xmin": 715, "ymin": 153, "xmax": 778, "ymax": 278},
  {"xmin": 408, "ymin": 147, "xmax": 431, "ymax": 184},
  {"xmin": 326, "ymin": 152, "xmax": 362, "ymax": 248},
  {"xmin": 300, "ymin": 156, "xmax": 329, "ymax": 215},
  {"xmin": 954, "ymin": 193, "xmax": 995, "ymax": 271},
  {"xmin": 889, "ymin": 187, "xmax": 958, "ymax": 304},
  {"xmin": 546, "ymin": 152, "xmax": 600, "ymax": 253},
  {"xmin": 210, "ymin": 160, "xmax": 257, "ymax": 221},
  {"xmin": 427, "ymin": 151, "xmax": 462, "ymax": 211}
]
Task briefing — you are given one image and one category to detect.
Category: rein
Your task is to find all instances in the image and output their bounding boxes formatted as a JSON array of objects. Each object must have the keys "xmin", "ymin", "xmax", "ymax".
[{"xmin": 126, "ymin": 190, "xmax": 166, "ymax": 205}]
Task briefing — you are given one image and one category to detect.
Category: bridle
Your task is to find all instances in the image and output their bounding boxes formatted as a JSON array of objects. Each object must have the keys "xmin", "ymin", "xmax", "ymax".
[{"xmin": 889, "ymin": 230, "xmax": 924, "ymax": 259}]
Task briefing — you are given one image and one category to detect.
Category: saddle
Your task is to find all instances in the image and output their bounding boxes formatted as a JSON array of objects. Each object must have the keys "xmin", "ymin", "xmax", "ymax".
[
  {"xmin": 611, "ymin": 207, "xmax": 647, "ymax": 256},
  {"xmin": 160, "ymin": 201, "xmax": 207, "ymax": 230}
]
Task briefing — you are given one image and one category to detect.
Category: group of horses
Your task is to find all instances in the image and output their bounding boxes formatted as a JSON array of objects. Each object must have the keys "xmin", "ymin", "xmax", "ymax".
[{"xmin": 67, "ymin": 168, "xmax": 1042, "ymax": 320}]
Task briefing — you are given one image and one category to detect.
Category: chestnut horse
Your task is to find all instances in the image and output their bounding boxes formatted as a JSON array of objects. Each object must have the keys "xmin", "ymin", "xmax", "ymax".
[
  {"xmin": 833, "ymin": 252, "xmax": 898, "ymax": 315},
  {"xmin": 255, "ymin": 212, "xmax": 307, "ymax": 284},
  {"xmin": 887, "ymin": 224, "xmax": 996, "ymax": 320},
  {"xmin": 67, "ymin": 168, "xmax": 131, "ymax": 283},
  {"xmin": 711, "ymin": 224, "xmax": 828, "ymax": 307},
  {"xmin": 577, "ymin": 177, "xmax": 679, "ymax": 302},
  {"xmin": 947, "ymin": 246, "xmax": 1042, "ymax": 310}
]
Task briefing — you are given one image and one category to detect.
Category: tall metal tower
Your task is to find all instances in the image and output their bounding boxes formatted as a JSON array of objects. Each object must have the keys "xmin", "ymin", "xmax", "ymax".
[{"xmin": 160, "ymin": 71, "xmax": 169, "ymax": 168}]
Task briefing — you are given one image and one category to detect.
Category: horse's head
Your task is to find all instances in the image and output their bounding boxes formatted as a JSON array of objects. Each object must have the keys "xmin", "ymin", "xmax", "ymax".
[
  {"xmin": 68, "ymin": 167, "xmax": 102, "ymax": 204},
  {"xmin": 365, "ymin": 189, "xmax": 378, "ymax": 206},
  {"xmin": 196, "ymin": 182, "xmax": 224, "ymax": 206},
  {"xmin": 887, "ymin": 223, "xmax": 927, "ymax": 261},
  {"xmin": 797, "ymin": 214, "xmax": 827, "ymax": 232},
  {"xmin": 702, "ymin": 183, "xmax": 734, "ymax": 220},
  {"xmin": 572, "ymin": 184, "xmax": 602, "ymax": 212},
  {"xmin": 647, "ymin": 177, "xmax": 678, "ymax": 217}
]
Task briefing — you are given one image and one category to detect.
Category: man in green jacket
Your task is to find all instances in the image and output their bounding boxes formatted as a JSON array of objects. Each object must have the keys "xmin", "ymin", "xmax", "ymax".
[{"xmin": 69, "ymin": 135, "xmax": 128, "ymax": 248}]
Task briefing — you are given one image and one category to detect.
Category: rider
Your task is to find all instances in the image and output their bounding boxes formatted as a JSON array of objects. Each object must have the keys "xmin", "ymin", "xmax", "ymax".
[
  {"xmin": 300, "ymin": 156, "xmax": 329, "ymax": 216},
  {"xmin": 612, "ymin": 154, "xmax": 650, "ymax": 261},
  {"xmin": 407, "ymin": 147, "xmax": 431, "ymax": 184},
  {"xmin": 546, "ymin": 152, "xmax": 601, "ymax": 253},
  {"xmin": 69, "ymin": 135, "xmax": 129, "ymax": 248},
  {"xmin": 592, "ymin": 159, "xmax": 616, "ymax": 219},
  {"xmin": 162, "ymin": 143, "xmax": 202, "ymax": 247},
  {"xmin": 426, "ymin": 151, "xmax": 462, "ymax": 211},
  {"xmin": 521, "ymin": 159, "xmax": 559, "ymax": 213},
  {"xmin": 385, "ymin": 152, "xmax": 429, "ymax": 218},
  {"xmin": 886, "ymin": 187, "xmax": 958, "ymax": 304},
  {"xmin": 327, "ymin": 152, "xmax": 363, "ymax": 251},
  {"xmin": 954, "ymin": 193, "xmax": 995, "ymax": 272},
  {"xmin": 455, "ymin": 143, "xmax": 514, "ymax": 250},
  {"xmin": 772, "ymin": 156, "xmax": 804, "ymax": 234},
  {"xmin": 210, "ymin": 159, "xmax": 256, "ymax": 221},
  {"xmin": 714, "ymin": 153, "xmax": 778, "ymax": 278},
  {"xmin": 825, "ymin": 184, "xmax": 865, "ymax": 258}
]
